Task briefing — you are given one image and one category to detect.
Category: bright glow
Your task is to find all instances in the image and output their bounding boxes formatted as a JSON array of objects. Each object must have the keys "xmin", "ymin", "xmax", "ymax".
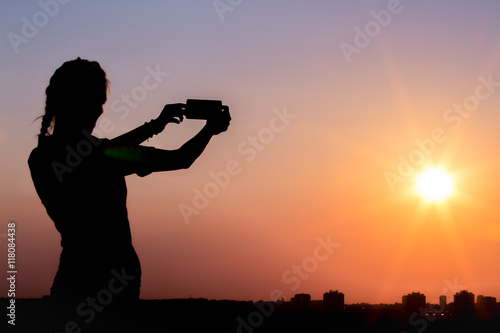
[{"xmin": 416, "ymin": 169, "xmax": 453, "ymax": 201}]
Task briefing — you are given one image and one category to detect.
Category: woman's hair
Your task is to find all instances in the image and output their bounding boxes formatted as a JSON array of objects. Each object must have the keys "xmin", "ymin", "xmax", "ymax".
[{"xmin": 39, "ymin": 57, "xmax": 108, "ymax": 143}]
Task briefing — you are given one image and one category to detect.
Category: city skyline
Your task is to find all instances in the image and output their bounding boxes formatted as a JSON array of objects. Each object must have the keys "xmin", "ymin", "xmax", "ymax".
[{"xmin": 4, "ymin": 289, "xmax": 499, "ymax": 332}]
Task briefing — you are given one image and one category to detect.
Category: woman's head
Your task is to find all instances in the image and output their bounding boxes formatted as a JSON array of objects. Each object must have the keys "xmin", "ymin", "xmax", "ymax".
[{"xmin": 39, "ymin": 57, "xmax": 108, "ymax": 141}]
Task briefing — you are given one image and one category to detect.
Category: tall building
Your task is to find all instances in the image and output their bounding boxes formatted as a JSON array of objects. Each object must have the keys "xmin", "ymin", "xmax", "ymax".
[
  {"xmin": 439, "ymin": 295, "xmax": 447, "ymax": 311},
  {"xmin": 454, "ymin": 290, "xmax": 475, "ymax": 319},
  {"xmin": 323, "ymin": 290, "xmax": 344, "ymax": 311},
  {"xmin": 290, "ymin": 293, "xmax": 311, "ymax": 310},
  {"xmin": 476, "ymin": 295, "xmax": 496, "ymax": 309},
  {"xmin": 476, "ymin": 295, "xmax": 497, "ymax": 319},
  {"xmin": 403, "ymin": 292, "xmax": 426, "ymax": 316},
  {"xmin": 477, "ymin": 295, "xmax": 484, "ymax": 303}
]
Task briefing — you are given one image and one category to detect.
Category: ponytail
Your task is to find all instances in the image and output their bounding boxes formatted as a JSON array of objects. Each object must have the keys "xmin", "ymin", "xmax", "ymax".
[{"xmin": 38, "ymin": 86, "xmax": 55, "ymax": 145}]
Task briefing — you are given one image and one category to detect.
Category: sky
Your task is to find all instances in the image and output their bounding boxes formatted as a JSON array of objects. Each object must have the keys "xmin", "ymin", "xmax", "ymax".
[{"xmin": 1, "ymin": 0, "xmax": 500, "ymax": 305}]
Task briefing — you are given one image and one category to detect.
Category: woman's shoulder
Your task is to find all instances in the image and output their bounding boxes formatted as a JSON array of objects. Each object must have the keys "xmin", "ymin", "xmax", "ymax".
[
  {"xmin": 28, "ymin": 134, "xmax": 109, "ymax": 167},
  {"xmin": 28, "ymin": 146, "xmax": 40, "ymax": 167},
  {"xmin": 27, "ymin": 137, "xmax": 53, "ymax": 166}
]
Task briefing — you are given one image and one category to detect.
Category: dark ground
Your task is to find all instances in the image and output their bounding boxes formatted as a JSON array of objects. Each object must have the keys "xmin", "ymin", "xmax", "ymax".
[{"xmin": 2, "ymin": 298, "xmax": 500, "ymax": 333}]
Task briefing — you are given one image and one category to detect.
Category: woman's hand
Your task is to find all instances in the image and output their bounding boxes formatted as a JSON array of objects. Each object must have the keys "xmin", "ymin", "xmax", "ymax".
[
  {"xmin": 206, "ymin": 107, "xmax": 231, "ymax": 135},
  {"xmin": 156, "ymin": 103, "xmax": 186, "ymax": 127}
]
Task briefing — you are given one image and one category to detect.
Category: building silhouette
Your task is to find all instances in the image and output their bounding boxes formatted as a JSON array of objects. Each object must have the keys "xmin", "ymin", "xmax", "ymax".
[
  {"xmin": 476, "ymin": 295, "xmax": 496, "ymax": 310},
  {"xmin": 439, "ymin": 295, "xmax": 447, "ymax": 311},
  {"xmin": 323, "ymin": 290, "xmax": 344, "ymax": 311},
  {"xmin": 454, "ymin": 290, "xmax": 475, "ymax": 319},
  {"xmin": 403, "ymin": 292, "xmax": 426, "ymax": 317},
  {"xmin": 476, "ymin": 295, "xmax": 497, "ymax": 320},
  {"xmin": 290, "ymin": 293, "xmax": 311, "ymax": 310}
]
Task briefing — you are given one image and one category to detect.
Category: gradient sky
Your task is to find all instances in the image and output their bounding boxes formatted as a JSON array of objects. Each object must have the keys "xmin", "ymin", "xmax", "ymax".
[{"xmin": 2, "ymin": 0, "xmax": 500, "ymax": 304}]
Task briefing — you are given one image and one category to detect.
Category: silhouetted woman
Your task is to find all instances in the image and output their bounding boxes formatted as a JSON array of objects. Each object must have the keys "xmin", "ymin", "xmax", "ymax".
[{"xmin": 28, "ymin": 58, "xmax": 230, "ymax": 331}]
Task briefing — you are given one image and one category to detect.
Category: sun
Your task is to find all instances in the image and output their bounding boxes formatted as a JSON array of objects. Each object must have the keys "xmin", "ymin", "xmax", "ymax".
[{"xmin": 416, "ymin": 168, "xmax": 453, "ymax": 201}]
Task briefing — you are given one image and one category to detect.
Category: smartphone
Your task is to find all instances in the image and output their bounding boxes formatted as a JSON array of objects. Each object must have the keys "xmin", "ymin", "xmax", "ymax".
[{"xmin": 185, "ymin": 99, "xmax": 226, "ymax": 119}]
